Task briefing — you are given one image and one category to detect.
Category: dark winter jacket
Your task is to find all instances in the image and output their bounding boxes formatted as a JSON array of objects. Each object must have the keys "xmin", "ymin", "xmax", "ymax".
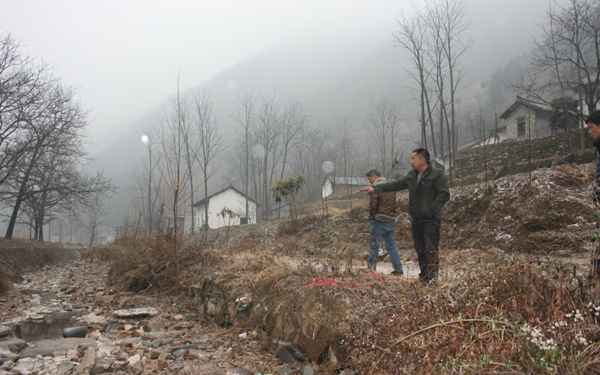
[
  {"xmin": 369, "ymin": 176, "xmax": 397, "ymax": 221},
  {"xmin": 373, "ymin": 165, "xmax": 450, "ymax": 223},
  {"xmin": 594, "ymin": 138, "xmax": 600, "ymax": 201}
]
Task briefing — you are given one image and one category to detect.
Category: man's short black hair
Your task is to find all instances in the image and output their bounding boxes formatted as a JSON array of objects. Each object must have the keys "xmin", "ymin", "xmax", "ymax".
[
  {"xmin": 365, "ymin": 169, "xmax": 381, "ymax": 177},
  {"xmin": 586, "ymin": 110, "xmax": 600, "ymax": 125},
  {"xmin": 412, "ymin": 148, "xmax": 430, "ymax": 164}
]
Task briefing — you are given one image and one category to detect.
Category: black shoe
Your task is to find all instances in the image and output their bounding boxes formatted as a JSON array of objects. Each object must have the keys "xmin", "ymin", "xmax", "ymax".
[{"xmin": 391, "ymin": 270, "xmax": 404, "ymax": 276}]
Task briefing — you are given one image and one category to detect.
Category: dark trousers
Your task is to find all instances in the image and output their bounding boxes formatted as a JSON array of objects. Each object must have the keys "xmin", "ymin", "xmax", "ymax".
[{"xmin": 411, "ymin": 219, "xmax": 441, "ymax": 282}]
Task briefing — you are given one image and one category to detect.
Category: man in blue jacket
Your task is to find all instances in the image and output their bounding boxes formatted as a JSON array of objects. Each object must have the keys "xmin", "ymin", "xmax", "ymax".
[{"xmin": 363, "ymin": 148, "xmax": 450, "ymax": 283}]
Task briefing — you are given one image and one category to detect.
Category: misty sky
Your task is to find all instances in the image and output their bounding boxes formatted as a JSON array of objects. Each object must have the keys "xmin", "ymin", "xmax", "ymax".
[{"xmin": 1, "ymin": 0, "xmax": 561, "ymax": 145}]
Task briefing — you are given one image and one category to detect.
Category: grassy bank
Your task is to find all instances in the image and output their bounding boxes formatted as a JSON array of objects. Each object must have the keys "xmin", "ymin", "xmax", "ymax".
[{"xmin": 0, "ymin": 239, "xmax": 76, "ymax": 296}]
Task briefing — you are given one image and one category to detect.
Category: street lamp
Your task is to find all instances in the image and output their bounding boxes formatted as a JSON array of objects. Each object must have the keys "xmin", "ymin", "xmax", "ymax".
[{"xmin": 141, "ymin": 135, "xmax": 152, "ymax": 236}]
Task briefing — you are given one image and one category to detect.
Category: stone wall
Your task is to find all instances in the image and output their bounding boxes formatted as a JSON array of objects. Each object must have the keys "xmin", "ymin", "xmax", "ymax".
[{"xmin": 451, "ymin": 129, "xmax": 595, "ymax": 185}]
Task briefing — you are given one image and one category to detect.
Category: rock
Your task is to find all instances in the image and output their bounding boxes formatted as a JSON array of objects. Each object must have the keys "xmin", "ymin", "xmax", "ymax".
[
  {"xmin": 104, "ymin": 322, "xmax": 123, "ymax": 332},
  {"xmin": 0, "ymin": 326, "xmax": 11, "ymax": 339},
  {"xmin": 80, "ymin": 313, "xmax": 105, "ymax": 325},
  {"xmin": 172, "ymin": 348, "xmax": 187, "ymax": 358},
  {"xmin": 301, "ymin": 366, "xmax": 315, "ymax": 375},
  {"xmin": 63, "ymin": 326, "xmax": 88, "ymax": 338},
  {"xmin": 338, "ymin": 369, "xmax": 356, "ymax": 375},
  {"xmin": 112, "ymin": 330, "xmax": 134, "ymax": 340},
  {"xmin": 117, "ymin": 337, "xmax": 142, "ymax": 347},
  {"xmin": 126, "ymin": 354, "xmax": 143, "ymax": 373},
  {"xmin": 277, "ymin": 346, "xmax": 308, "ymax": 365},
  {"xmin": 57, "ymin": 361, "xmax": 74, "ymax": 375},
  {"xmin": 96, "ymin": 343, "xmax": 118, "ymax": 357},
  {"xmin": 11, "ymin": 357, "xmax": 35, "ymax": 374},
  {"xmin": 147, "ymin": 359, "xmax": 164, "ymax": 372},
  {"xmin": 75, "ymin": 346, "xmax": 95, "ymax": 374},
  {"xmin": 19, "ymin": 338, "xmax": 92, "ymax": 358},
  {"xmin": 115, "ymin": 350, "xmax": 129, "ymax": 361},
  {"xmin": 112, "ymin": 308, "xmax": 159, "ymax": 319},
  {"xmin": 144, "ymin": 318, "xmax": 166, "ymax": 332},
  {"xmin": 183, "ymin": 349, "xmax": 209, "ymax": 360},
  {"xmin": 0, "ymin": 338, "xmax": 27, "ymax": 353}
]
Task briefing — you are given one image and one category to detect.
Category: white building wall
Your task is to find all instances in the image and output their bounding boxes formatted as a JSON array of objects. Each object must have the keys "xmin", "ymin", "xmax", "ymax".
[{"xmin": 194, "ymin": 189, "xmax": 257, "ymax": 229}]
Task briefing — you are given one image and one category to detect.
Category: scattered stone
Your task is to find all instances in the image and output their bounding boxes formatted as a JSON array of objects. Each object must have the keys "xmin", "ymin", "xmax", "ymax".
[
  {"xmin": 112, "ymin": 308, "xmax": 159, "ymax": 319},
  {"xmin": 172, "ymin": 348, "xmax": 187, "ymax": 358},
  {"xmin": 126, "ymin": 353, "xmax": 143, "ymax": 373},
  {"xmin": 19, "ymin": 338, "xmax": 92, "ymax": 358},
  {"xmin": 75, "ymin": 346, "xmax": 95, "ymax": 374},
  {"xmin": 96, "ymin": 343, "xmax": 118, "ymax": 357},
  {"xmin": 0, "ymin": 338, "xmax": 27, "ymax": 353},
  {"xmin": 0, "ymin": 326, "xmax": 11, "ymax": 339},
  {"xmin": 104, "ymin": 322, "xmax": 123, "ymax": 332},
  {"xmin": 144, "ymin": 318, "xmax": 166, "ymax": 332},
  {"xmin": 277, "ymin": 346, "xmax": 307, "ymax": 365},
  {"xmin": 183, "ymin": 349, "xmax": 210, "ymax": 360},
  {"xmin": 63, "ymin": 326, "xmax": 88, "ymax": 338},
  {"xmin": 57, "ymin": 361, "xmax": 74, "ymax": 375},
  {"xmin": 80, "ymin": 313, "xmax": 105, "ymax": 325}
]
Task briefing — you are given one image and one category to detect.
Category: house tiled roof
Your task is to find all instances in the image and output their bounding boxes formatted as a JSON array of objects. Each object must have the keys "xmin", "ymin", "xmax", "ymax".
[
  {"xmin": 192, "ymin": 186, "xmax": 259, "ymax": 207},
  {"xmin": 499, "ymin": 96, "xmax": 552, "ymax": 119}
]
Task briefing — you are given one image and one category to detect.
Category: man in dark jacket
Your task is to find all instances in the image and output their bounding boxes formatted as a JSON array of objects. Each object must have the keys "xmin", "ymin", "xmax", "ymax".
[
  {"xmin": 363, "ymin": 149, "xmax": 450, "ymax": 283},
  {"xmin": 586, "ymin": 110, "xmax": 600, "ymax": 278},
  {"xmin": 365, "ymin": 169, "xmax": 404, "ymax": 275}
]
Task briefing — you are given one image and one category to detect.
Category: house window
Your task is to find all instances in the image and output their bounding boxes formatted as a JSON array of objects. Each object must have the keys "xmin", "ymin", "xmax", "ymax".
[
  {"xmin": 240, "ymin": 217, "xmax": 248, "ymax": 225},
  {"xmin": 517, "ymin": 117, "xmax": 526, "ymax": 137}
]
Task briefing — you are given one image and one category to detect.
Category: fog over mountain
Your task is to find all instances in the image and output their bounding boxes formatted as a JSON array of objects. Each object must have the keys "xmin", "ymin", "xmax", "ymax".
[
  {"xmin": 1, "ymin": 0, "xmax": 568, "ymax": 236},
  {"xmin": 92, "ymin": 0, "xmax": 551, "ymax": 227}
]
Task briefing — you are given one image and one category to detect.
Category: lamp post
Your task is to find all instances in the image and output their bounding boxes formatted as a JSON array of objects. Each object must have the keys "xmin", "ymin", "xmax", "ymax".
[{"xmin": 141, "ymin": 135, "xmax": 152, "ymax": 236}]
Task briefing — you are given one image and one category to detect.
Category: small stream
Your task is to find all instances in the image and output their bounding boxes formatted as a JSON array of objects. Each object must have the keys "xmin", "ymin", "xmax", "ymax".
[{"xmin": 14, "ymin": 312, "xmax": 83, "ymax": 342}]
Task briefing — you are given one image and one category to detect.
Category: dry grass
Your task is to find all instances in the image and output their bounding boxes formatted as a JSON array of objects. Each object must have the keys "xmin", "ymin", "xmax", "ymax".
[
  {"xmin": 91, "ymin": 166, "xmax": 600, "ymax": 374},
  {"xmin": 338, "ymin": 253, "xmax": 600, "ymax": 374},
  {"xmin": 0, "ymin": 239, "xmax": 75, "ymax": 296},
  {"xmin": 82, "ymin": 227, "xmax": 217, "ymax": 294}
]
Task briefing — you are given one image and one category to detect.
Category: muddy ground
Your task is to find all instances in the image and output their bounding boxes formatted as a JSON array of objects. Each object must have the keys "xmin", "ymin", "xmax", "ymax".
[{"xmin": 1, "ymin": 164, "xmax": 600, "ymax": 374}]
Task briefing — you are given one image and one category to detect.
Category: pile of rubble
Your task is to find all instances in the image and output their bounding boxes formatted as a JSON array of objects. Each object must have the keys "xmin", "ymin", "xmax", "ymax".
[{"xmin": 0, "ymin": 258, "xmax": 314, "ymax": 375}]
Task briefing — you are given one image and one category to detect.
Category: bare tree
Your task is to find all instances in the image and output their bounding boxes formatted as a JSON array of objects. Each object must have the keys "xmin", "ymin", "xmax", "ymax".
[
  {"xmin": 333, "ymin": 116, "xmax": 355, "ymax": 178},
  {"xmin": 278, "ymin": 97, "xmax": 307, "ymax": 179},
  {"xmin": 433, "ymin": 0, "xmax": 472, "ymax": 170},
  {"xmin": 0, "ymin": 33, "xmax": 52, "ymax": 189},
  {"xmin": 191, "ymin": 89, "xmax": 225, "ymax": 230},
  {"xmin": 366, "ymin": 99, "xmax": 403, "ymax": 178},
  {"xmin": 155, "ymin": 77, "xmax": 191, "ymax": 296},
  {"xmin": 394, "ymin": 10, "xmax": 437, "ymax": 155},
  {"xmin": 4, "ymin": 81, "xmax": 91, "ymax": 239},
  {"xmin": 231, "ymin": 92, "xmax": 257, "ymax": 223},
  {"xmin": 519, "ymin": 0, "xmax": 600, "ymax": 149},
  {"xmin": 77, "ymin": 180, "xmax": 116, "ymax": 246},
  {"xmin": 254, "ymin": 92, "xmax": 281, "ymax": 220}
]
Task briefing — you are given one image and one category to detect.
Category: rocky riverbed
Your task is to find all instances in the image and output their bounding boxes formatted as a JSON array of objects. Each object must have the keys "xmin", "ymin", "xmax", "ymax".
[{"xmin": 0, "ymin": 254, "xmax": 322, "ymax": 375}]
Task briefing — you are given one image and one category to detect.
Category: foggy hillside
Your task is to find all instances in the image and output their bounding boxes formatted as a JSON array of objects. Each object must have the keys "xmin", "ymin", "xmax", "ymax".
[{"xmin": 91, "ymin": 0, "xmax": 552, "ymax": 229}]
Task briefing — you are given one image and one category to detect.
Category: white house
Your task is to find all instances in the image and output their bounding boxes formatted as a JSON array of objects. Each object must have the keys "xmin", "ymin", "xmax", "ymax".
[
  {"xmin": 322, "ymin": 176, "xmax": 369, "ymax": 198},
  {"xmin": 499, "ymin": 96, "xmax": 578, "ymax": 140},
  {"xmin": 192, "ymin": 186, "xmax": 258, "ymax": 229}
]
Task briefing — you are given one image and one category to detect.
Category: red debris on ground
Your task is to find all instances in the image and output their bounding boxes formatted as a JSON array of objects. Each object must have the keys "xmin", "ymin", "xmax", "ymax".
[{"xmin": 305, "ymin": 278, "xmax": 358, "ymax": 288}]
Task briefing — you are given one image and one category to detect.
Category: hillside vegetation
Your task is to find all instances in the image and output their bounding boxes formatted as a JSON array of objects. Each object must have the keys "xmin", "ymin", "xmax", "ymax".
[{"xmin": 79, "ymin": 163, "xmax": 600, "ymax": 373}]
